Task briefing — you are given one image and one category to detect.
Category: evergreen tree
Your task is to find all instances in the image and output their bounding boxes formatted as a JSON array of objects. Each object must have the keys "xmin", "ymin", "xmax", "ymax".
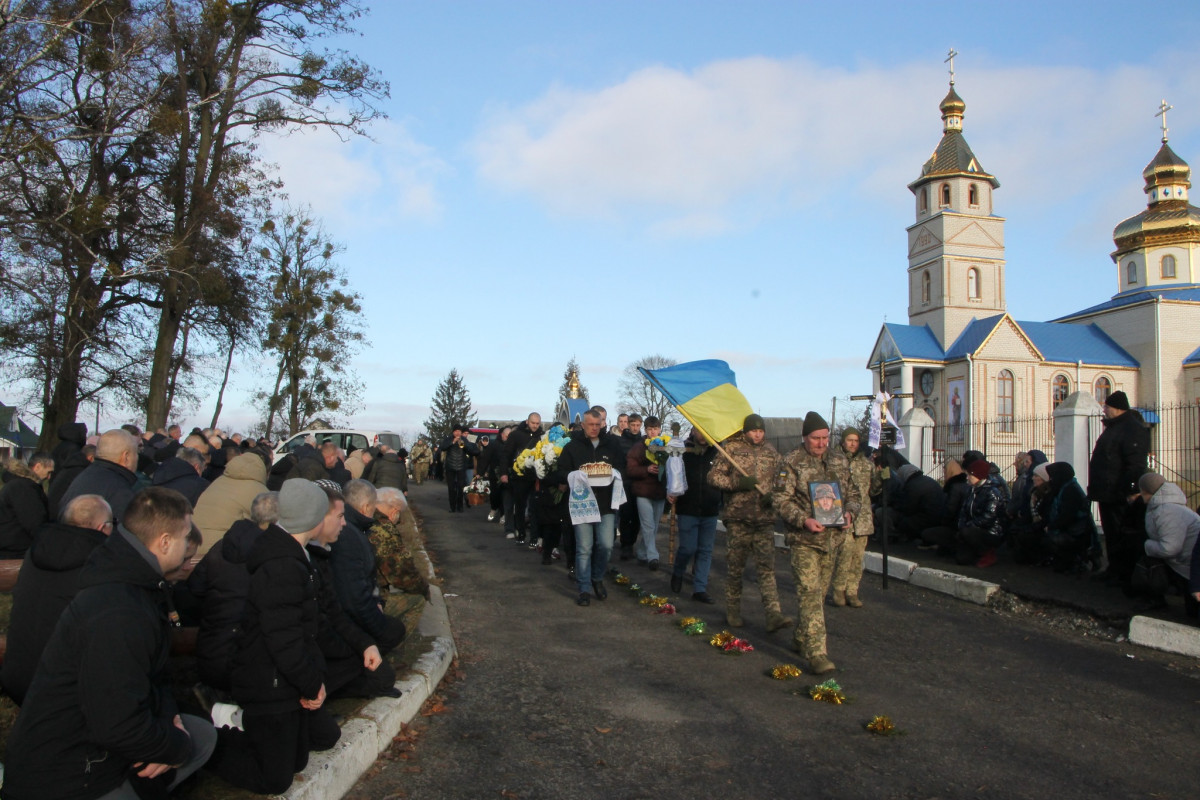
[
  {"xmin": 557, "ymin": 356, "xmax": 589, "ymax": 403},
  {"xmin": 425, "ymin": 368, "xmax": 476, "ymax": 443}
]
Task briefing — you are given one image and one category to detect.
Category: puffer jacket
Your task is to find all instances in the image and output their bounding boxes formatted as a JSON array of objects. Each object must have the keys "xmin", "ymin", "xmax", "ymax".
[
  {"xmin": 192, "ymin": 453, "xmax": 269, "ymax": 555},
  {"xmin": 706, "ymin": 432, "xmax": 781, "ymax": 524},
  {"xmin": 958, "ymin": 475, "xmax": 1005, "ymax": 540},
  {"xmin": 1144, "ymin": 481, "xmax": 1200, "ymax": 579}
]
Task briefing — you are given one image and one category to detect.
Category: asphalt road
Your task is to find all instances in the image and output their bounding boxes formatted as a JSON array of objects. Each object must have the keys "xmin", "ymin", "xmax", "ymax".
[{"xmin": 348, "ymin": 481, "xmax": 1200, "ymax": 800}]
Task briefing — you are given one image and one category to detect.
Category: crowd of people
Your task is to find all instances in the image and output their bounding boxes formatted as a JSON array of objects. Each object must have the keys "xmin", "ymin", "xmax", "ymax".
[{"xmin": 0, "ymin": 421, "xmax": 429, "ymax": 798}]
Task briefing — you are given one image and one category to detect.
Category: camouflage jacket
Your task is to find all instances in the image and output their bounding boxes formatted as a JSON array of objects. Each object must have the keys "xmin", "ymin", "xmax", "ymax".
[
  {"xmin": 843, "ymin": 446, "xmax": 880, "ymax": 538},
  {"xmin": 706, "ymin": 433, "xmax": 781, "ymax": 524},
  {"xmin": 368, "ymin": 510, "xmax": 428, "ymax": 597},
  {"xmin": 410, "ymin": 442, "xmax": 432, "ymax": 465},
  {"xmin": 774, "ymin": 445, "xmax": 862, "ymax": 552}
]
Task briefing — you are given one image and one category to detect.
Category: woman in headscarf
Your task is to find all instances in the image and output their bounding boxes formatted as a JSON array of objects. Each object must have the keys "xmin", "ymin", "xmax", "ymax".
[{"xmin": 1036, "ymin": 462, "xmax": 1095, "ymax": 573}]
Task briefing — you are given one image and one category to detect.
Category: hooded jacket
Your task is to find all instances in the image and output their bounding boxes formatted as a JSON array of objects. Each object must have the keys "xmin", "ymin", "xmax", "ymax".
[
  {"xmin": 1, "ymin": 520, "xmax": 108, "ymax": 705},
  {"xmin": 192, "ymin": 453, "xmax": 269, "ymax": 555},
  {"xmin": 1, "ymin": 528, "xmax": 189, "ymax": 800},
  {"xmin": 0, "ymin": 461, "xmax": 49, "ymax": 558},
  {"xmin": 47, "ymin": 449, "xmax": 93, "ymax": 517},
  {"xmin": 188, "ymin": 519, "xmax": 267, "ymax": 691},
  {"xmin": 58, "ymin": 458, "xmax": 138, "ymax": 524},
  {"xmin": 151, "ymin": 456, "xmax": 210, "ymax": 507},
  {"xmin": 1144, "ymin": 481, "xmax": 1200, "ymax": 579},
  {"xmin": 892, "ymin": 464, "xmax": 945, "ymax": 537},
  {"xmin": 50, "ymin": 421, "xmax": 87, "ymax": 471},
  {"xmin": 229, "ymin": 526, "xmax": 324, "ymax": 714},
  {"xmin": 1088, "ymin": 409, "xmax": 1151, "ymax": 503},
  {"xmin": 1037, "ymin": 462, "xmax": 1095, "ymax": 544}
]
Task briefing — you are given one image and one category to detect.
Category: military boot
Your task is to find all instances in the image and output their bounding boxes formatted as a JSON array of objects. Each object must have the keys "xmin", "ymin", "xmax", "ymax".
[
  {"xmin": 726, "ymin": 606, "xmax": 744, "ymax": 628},
  {"xmin": 765, "ymin": 612, "xmax": 793, "ymax": 633},
  {"xmin": 830, "ymin": 589, "xmax": 846, "ymax": 606},
  {"xmin": 808, "ymin": 654, "xmax": 836, "ymax": 674},
  {"xmin": 845, "ymin": 593, "xmax": 863, "ymax": 608}
]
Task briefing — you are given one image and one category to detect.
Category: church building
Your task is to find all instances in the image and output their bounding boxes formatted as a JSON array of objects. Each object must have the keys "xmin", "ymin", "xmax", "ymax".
[{"xmin": 867, "ymin": 69, "xmax": 1200, "ymax": 460}]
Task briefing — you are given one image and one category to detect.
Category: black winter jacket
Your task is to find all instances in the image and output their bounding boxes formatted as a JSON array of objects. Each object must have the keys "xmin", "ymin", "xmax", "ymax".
[
  {"xmin": 330, "ymin": 505, "xmax": 391, "ymax": 641},
  {"xmin": 1, "ymin": 528, "xmax": 189, "ymax": 800},
  {"xmin": 940, "ymin": 473, "xmax": 970, "ymax": 528},
  {"xmin": 229, "ymin": 526, "xmax": 324, "ymax": 713},
  {"xmin": 58, "ymin": 458, "xmax": 138, "ymax": 523},
  {"xmin": 151, "ymin": 457, "xmax": 210, "ymax": 507},
  {"xmin": 50, "ymin": 421, "xmax": 87, "ymax": 472},
  {"xmin": 674, "ymin": 445, "xmax": 721, "ymax": 517},
  {"xmin": 188, "ymin": 519, "xmax": 266, "ymax": 691},
  {"xmin": 48, "ymin": 450, "xmax": 92, "ymax": 517},
  {"xmin": 0, "ymin": 465, "xmax": 49, "ymax": 558},
  {"xmin": 1087, "ymin": 409, "xmax": 1151, "ymax": 503},
  {"xmin": 439, "ymin": 436, "xmax": 478, "ymax": 473},
  {"xmin": 366, "ymin": 452, "xmax": 408, "ymax": 492},
  {"xmin": 1, "ymin": 521, "xmax": 107, "ymax": 705},
  {"xmin": 504, "ymin": 422, "xmax": 542, "ymax": 481},
  {"xmin": 306, "ymin": 542, "xmax": 375, "ymax": 660},
  {"xmin": 894, "ymin": 466, "xmax": 945, "ymax": 536}
]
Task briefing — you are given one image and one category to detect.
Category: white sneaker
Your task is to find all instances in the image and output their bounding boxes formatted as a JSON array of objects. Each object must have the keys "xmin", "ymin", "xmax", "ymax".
[
  {"xmin": 498, "ymin": 515, "xmax": 505, "ymax": 525},
  {"xmin": 211, "ymin": 701, "xmax": 245, "ymax": 731},
  {"xmin": 487, "ymin": 511, "xmax": 497, "ymax": 521},
  {"xmin": 505, "ymin": 532, "xmax": 516, "ymax": 539}
]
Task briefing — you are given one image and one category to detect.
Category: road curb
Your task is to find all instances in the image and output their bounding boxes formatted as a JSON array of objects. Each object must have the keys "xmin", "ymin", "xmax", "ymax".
[
  {"xmin": 1128, "ymin": 615, "xmax": 1200, "ymax": 658},
  {"xmin": 282, "ymin": 529, "xmax": 456, "ymax": 800}
]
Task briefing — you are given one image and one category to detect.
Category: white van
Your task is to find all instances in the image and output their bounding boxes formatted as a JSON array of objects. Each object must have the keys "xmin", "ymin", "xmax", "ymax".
[{"xmin": 272, "ymin": 429, "xmax": 404, "ymax": 464}]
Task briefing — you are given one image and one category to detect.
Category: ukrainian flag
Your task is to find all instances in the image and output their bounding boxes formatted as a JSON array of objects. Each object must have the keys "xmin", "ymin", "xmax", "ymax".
[{"xmin": 638, "ymin": 359, "xmax": 754, "ymax": 443}]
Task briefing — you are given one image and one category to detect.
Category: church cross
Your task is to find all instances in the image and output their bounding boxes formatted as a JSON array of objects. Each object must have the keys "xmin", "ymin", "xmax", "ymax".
[
  {"xmin": 1156, "ymin": 99, "xmax": 1173, "ymax": 143},
  {"xmin": 945, "ymin": 47, "xmax": 959, "ymax": 85}
]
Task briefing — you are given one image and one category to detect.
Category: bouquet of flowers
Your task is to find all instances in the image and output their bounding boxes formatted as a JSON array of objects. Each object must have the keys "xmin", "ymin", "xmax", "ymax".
[
  {"xmin": 464, "ymin": 476, "xmax": 490, "ymax": 495},
  {"xmin": 513, "ymin": 424, "xmax": 571, "ymax": 479},
  {"xmin": 644, "ymin": 433, "xmax": 673, "ymax": 466}
]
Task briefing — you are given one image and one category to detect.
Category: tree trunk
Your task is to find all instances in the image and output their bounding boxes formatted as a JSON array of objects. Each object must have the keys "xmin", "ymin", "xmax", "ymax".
[
  {"xmin": 144, "ymin": 280, "xmax": 185, "ymax": 431},
  {"xmin": 209, "ymin": 331, "xmax": 236, "ymax": 430}
]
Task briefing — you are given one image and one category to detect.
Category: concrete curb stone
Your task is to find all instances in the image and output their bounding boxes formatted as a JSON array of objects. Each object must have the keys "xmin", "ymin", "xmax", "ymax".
[{"xmin": 1128, "ymin": 615, "xmax": 1200, "ymax": 658}]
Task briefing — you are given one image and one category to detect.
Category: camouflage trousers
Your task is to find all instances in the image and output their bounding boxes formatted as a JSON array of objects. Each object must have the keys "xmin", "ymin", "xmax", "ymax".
[
  {"xmin": 724, "ymin": 521, "xmax": 782, "ymax": 617},
  {"xmin": 413, "ymin": 463, "xmax": 429, "ymax": 484},
  {"xmin": 789, "ymin": 544, "xmax": 836, "ymax": 658},
  {"xmin": 831, "ymin": 533, "xmax": 869, "ymax": 596}
]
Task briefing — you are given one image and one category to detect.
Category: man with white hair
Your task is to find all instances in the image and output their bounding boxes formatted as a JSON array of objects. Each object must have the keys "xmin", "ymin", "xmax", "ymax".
[
  {"xmin": 368, "ymin": 487, "xmax": 428, "ymax": 601},
  {"xmin": 58, "ymin": 429, "xmax": 141, "ymax": 522}
]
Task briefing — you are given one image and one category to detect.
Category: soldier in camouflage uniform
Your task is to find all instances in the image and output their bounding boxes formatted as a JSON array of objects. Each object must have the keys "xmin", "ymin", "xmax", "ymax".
[
  {"xmin": 707, "ymin": 414, "xmax": 793, "ymax": 632},
  {"xmin": 369, "ymin": 487, "xmax": 429, "ymax": 601},
  {"xmin": 774, "ymin": 411, "xmax": 861, "ymax": 674},
  {"xmin": 410, "ymin": 438, "xmax": 433, "ymax": 485},
  {"xmin": 829, "ymin": 427, "xmax": 880, "ymax": 608}
]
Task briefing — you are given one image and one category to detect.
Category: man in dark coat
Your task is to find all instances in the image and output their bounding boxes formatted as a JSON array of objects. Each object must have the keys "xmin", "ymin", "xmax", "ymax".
[
  {"xmin": 1, "ymin": 494, "xmax": 112, "ymax": 706},
  {"xmin": 47, "ymin": 444, "xmax": 95, "ymax": 516},
  {"xmin": 616, "ymin": 414, "xmax": 644, "ymax": 560},
  {"xmin": 331, "ymin": 480, "xmax": 407, "ymax": 652},
  {"xmin": 0, "ymin": 453, "xmax": 54, "ymax": 558},
  {"xmin": 1, "ymin": 487, "xmax": 216, "ymax": 800},
  {"xmin": 59, "ymin": 428, "xmax": 141, "ymax": 524},
  {"xmin": 205, "ymin": 479, "xmax": 340, "ymax": 796},
  {"xmin": 670, "ymin": 428, "xmax": 721, "ymax": 602},
  {"xmin": 440, "ymin": 423, "xmax": 479, "ymax": 514},
  {"xmin": 502, "ymin": 413, "xmax": 542, "ymax": 539},
  {"xmin": 364, "ymin": 445, "xmax": 408, "ymax": 494},
  {"xmin": 152, "ymin": 447, "xmax": 210, "ymax": 507},
  {"xmin": 50, "ymin": 421, "xmax": 88, "ymax": 472},
  {"xmin": 1087, "ymin": 391, "xmax": 1151, "ymax": 583}
]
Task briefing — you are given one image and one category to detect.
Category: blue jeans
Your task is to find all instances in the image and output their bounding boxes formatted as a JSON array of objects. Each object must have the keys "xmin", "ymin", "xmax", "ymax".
[
  {"xmin": 574, "ymin": 513, "xmax": 616, "ymax": 593},
  {"xmin": 634, "ymin": 497, "xmax": 665, "ymax": 561},
  {"xmin": 673, "ymin": 514, "xmax": 717, "ymax": 593}
]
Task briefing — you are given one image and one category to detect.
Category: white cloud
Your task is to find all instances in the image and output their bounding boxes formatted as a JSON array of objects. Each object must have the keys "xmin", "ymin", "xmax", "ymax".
[
  {"xmin": 472, "ymin": 54, "xmax": 1200, "ymax": 236},
  {"xmin": 258, "ymin": 118, "xmax": 449, "ymax": 228}
]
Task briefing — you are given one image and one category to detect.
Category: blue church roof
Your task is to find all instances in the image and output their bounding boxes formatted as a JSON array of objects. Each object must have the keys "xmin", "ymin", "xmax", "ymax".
[
  {"xmin": 880, "ymin": 323, "xmax": 945, "ymax": 361},
  {"xmin": 944, "ymin": 315, "xmax": 1005, "ymax": 359},
  {"xmin": 1017, "ymin": 321, "xmax": 1139, "ymax": 367},
  {"xmin": 1054, "ymin": 283, "xmax": 1200, "ymax": 320},
  {"xmin": 1185, "ymin": 344, "xmax": 1200, "ymax": 365},
  {"xmin": 562, "ymin": 397, "xmax": 590, "ymax": 424}
]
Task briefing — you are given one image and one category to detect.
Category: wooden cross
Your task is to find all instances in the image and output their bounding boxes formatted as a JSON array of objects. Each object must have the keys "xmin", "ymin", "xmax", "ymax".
[
  {"xmin": 849, "ymin": 357, "xmax": 915, "ymax": 589},
  {"xmin": 1157, "ymin": 99, "xmax": 1173, "ymax": 143},
  {"xmin": 945, "ymin": 47, "xmax": 959, "ymax": 85}
]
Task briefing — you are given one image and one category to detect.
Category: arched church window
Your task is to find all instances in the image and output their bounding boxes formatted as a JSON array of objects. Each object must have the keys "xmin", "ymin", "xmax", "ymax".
[
  {"xmin": 1094, "ymin": 376, "xmax": 1112, "ymax": 404},
  {"xmin": 1052, "ymin": 374, "xmax": 1070, "ymax": 409},
  {"xmin": 997, "ymin": 370, "xmax": 1014, "ymax": 433},
  {"xmin": 940, "ymin": 183, "xmax": 951, "ymax": 206},
  {"xmin": 967, "ymin": 268, "xmax": 980, "ymax": 300},
  {"xmin": 1162, "ymin": 254, "xmax": 1177, "ymax": 279},
  {"xmin": 920, "ymin": 187, "xmax": 928, "ymax": 212},
  {"xmin": 1126, "ymin": 261, "xmax": 1137, "ymax": 284},
  {"xmin": 921, "ymin": 270, "xmax": 931, "ymax": 304},
  {"xmin": 968, "ymin": 184, "xmax": 978, "ymax": 206}
]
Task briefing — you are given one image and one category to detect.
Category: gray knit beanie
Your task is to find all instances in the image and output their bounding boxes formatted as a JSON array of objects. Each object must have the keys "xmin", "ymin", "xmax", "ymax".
[
  {"xmin": 277, "ymin": 479, "xmax": 329, "ymax": 533},
  {"xmin": 1138, "ymin": 472, "xmax": 1166, "ymax": 497}
]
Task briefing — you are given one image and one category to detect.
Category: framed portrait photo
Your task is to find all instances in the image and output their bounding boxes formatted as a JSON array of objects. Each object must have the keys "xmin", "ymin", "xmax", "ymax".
[{"xmin": 809, "ymin": 481, "xmax": 845, "ymax": 528}]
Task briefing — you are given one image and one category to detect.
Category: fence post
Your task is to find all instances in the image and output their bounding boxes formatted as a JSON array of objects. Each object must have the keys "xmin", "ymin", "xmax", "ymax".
[
  {"xmin": 1053, "ymin": 391, "xmax": 1103, "ymax": 478},
  {"xmin": 898, "ymin": 406, "xmax": 935, "ymax": 474}
]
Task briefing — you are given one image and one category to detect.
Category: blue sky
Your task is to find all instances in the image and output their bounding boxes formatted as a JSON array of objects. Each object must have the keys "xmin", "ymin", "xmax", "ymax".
[{"xmin": 179, "ymin": 1, "xmax": 1200, "ymax": 439}]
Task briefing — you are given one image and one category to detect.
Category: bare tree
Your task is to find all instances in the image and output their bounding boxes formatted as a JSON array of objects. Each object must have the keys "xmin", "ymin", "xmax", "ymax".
[{"xmin": 617, "ymin": 354, "xmax": 680, "ymax": 428}]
